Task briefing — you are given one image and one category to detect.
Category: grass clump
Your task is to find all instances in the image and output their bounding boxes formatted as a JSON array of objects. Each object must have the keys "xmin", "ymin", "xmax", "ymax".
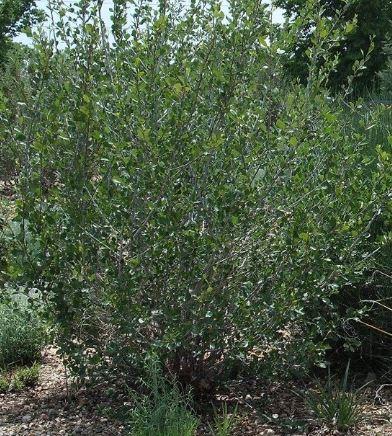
[
  {"xmin": 0, "ymin": 301, "xmax": 45, "ymax": 368},
  {"xmin": 0, "ymin": 374, "xmax": 8, "ymax": 392},
  {"xmin": 0, "ymin": 363, "xmax": 40, "ymax": 393},
  {"xmin": 129, "ymin": 358, "xmax": 199, "ymax": 436},
  {"xmin": 307, "ymin": 363, "xmax": 362, "ymax": 432},
  {"xmin": 208, "ymin": 402, "xmax": 238, "ymax": 436}
]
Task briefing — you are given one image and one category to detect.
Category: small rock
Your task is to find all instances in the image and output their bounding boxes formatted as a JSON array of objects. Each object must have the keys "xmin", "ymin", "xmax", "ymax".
[{"xmin": 21, "ymin": 414, "xmax": 33, "ymax": 423}]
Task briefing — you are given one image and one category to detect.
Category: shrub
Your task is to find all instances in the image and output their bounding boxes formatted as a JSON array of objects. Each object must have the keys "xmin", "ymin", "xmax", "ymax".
[
  {"xmin": 3, "ymin": 0, "xmax": 391, "ymax": 389},
  {"xmin": 0, "ymin": 363, "xmax": 40, "ymax": 392},
  {"xmin": 0, "ymin": 300, "xmax": 45, "ymax": 368},
  {"xmin": 0, "ymin": 44, "xmax": 33, "ymax": 183},
  {"xmin": 0, "ymin": 375, "xmax": 8, "ymax": 392},
  {"xmin": 379, "ymin": 34, "xmax": 392, "ymax": 96},
  {"xmin": 328, "ymin": 100, "xmax": 392, "ymax": 371}
]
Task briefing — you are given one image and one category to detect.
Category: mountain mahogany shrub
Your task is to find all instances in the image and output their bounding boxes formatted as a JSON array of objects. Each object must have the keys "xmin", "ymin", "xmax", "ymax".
[
  {"xmin": 336, "ymin": 101, "xmax": 392, "ymax": 366},
  {"xmin": 4, "ymin": 1, "xmax": 391, "ymax": 389},
  {"xmin": 0, "ymin": 45, "xmax": 38, "ymax": 183}
]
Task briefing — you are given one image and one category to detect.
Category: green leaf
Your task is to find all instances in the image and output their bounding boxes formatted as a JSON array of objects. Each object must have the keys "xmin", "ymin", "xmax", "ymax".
[{"xmin": 231, "ymin": 215, "xmax": 239, "ymax": 225}]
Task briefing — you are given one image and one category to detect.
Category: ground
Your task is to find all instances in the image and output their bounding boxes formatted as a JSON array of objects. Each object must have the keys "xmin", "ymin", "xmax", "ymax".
[
  {"xmin": 220, "ymin": 377, "xmax": 392, "ymax": 435},
  {"xmin": 0, "ymin": 348, "xmax": 126, "ymax": 436},
  {"xmin": 0, "ymin": 348, "xmax": 391, "ymax": 435}
]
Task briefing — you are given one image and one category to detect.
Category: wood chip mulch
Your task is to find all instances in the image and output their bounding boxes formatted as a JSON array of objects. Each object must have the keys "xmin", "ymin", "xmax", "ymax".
[
  {"xmin": 1, "ymin": 348, "xmax": 391, "ymax": 435},
  {"xmin": 210, "ymin": 376, "xmax": 392, "ymax": 435}
]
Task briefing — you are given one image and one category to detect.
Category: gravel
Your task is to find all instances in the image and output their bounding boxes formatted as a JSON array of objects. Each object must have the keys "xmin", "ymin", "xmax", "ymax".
[{"xmin": 0, "ymin": 348, "xmax": 126, "ymax": 436}]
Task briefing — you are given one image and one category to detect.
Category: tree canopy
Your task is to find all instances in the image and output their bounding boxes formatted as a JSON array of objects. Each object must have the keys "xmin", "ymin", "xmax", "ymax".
[
  {"xmin": 0, "ymin": 0, "xmax": 40, "ymax": 65},
  {"xmin": 275, "ymin": 0, "xmax": 392, "ymax": 91}
]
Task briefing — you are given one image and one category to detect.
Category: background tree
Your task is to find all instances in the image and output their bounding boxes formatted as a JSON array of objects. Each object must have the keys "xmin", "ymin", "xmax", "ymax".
[
  {"xmin": 275, "ymin": 0, "xmax": 392, "ymax": 92},
  {"xmin": 0, "ymin": 0, "xmax": 41, "ymax": 66}
]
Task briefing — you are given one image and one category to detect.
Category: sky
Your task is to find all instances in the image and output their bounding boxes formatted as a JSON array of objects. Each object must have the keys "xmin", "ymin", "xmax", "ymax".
[{"xmin": 15, "ymin": 0, "xmax": 284, "ymax": 44}]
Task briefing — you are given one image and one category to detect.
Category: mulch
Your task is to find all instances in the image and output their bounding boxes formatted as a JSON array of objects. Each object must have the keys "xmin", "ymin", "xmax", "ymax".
[
  {"xmin": 0, "ymin": 348, "xmax": 391, "ymax": 435},
  {"xmin": 0, "ymin": 348, "xmax": 127, "ymax": 436}
]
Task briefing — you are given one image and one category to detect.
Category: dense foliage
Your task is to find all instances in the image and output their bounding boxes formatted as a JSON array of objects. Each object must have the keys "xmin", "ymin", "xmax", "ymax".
[
  {"xmin": 0, "ymin": 362, "xmax": 40, "ymax": 392},
  {"xmin": 0, "ymin": 0, "xmax": 41, "ymax": 66},
  {"xmin": 0, "ymin": 0, "xmax": 391, "ymax": 395},
  {"xmin": 0, "ymin": 300, "xmax": 45, "ymax": 368},
  {"xmin": 0, "ymin": 44, "xmax": 34, "ymax": 181},
  {"xmin": 275, "ymin": 0, "xmax": 392, "ymax": 91},
  {"xmin": 379, "ymin": 35, "xmax": 392, "ymax": 95}
]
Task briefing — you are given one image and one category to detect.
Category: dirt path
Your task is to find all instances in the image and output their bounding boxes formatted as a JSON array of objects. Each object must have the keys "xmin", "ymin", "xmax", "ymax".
[{"xmin": 0, "ymin": 348, "xmax": 127, "ymax": 436}]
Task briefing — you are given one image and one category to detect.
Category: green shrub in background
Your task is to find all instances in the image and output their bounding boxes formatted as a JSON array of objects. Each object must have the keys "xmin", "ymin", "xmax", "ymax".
[
  {"xmin": 0, "ymin": 44, "xmax": 34, "ymax": 183},
  {"xmin": 275, "ymin": 0, "xmax": 392, "ymax": 92},
  {"xmin": 0, "ymin": 0, "xmax": 43, "ymax": 67},
  {"xmin": 2, "ymin": 0, "xmax": 391, "ymax": 392},
  {"xmin": 379, "ymin": 32, "xmax": 392, "ymax": 96},
  {"xmin": 0, "ymin": 362, "xmax": 40, "ymax": 393},
  {"xmin": 334, "ymin": 89, "xmax": 392, "ymax": 369},
  {"xmin": 0, "ymin": 300, "xmax": 45, "ymax": 368}
]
